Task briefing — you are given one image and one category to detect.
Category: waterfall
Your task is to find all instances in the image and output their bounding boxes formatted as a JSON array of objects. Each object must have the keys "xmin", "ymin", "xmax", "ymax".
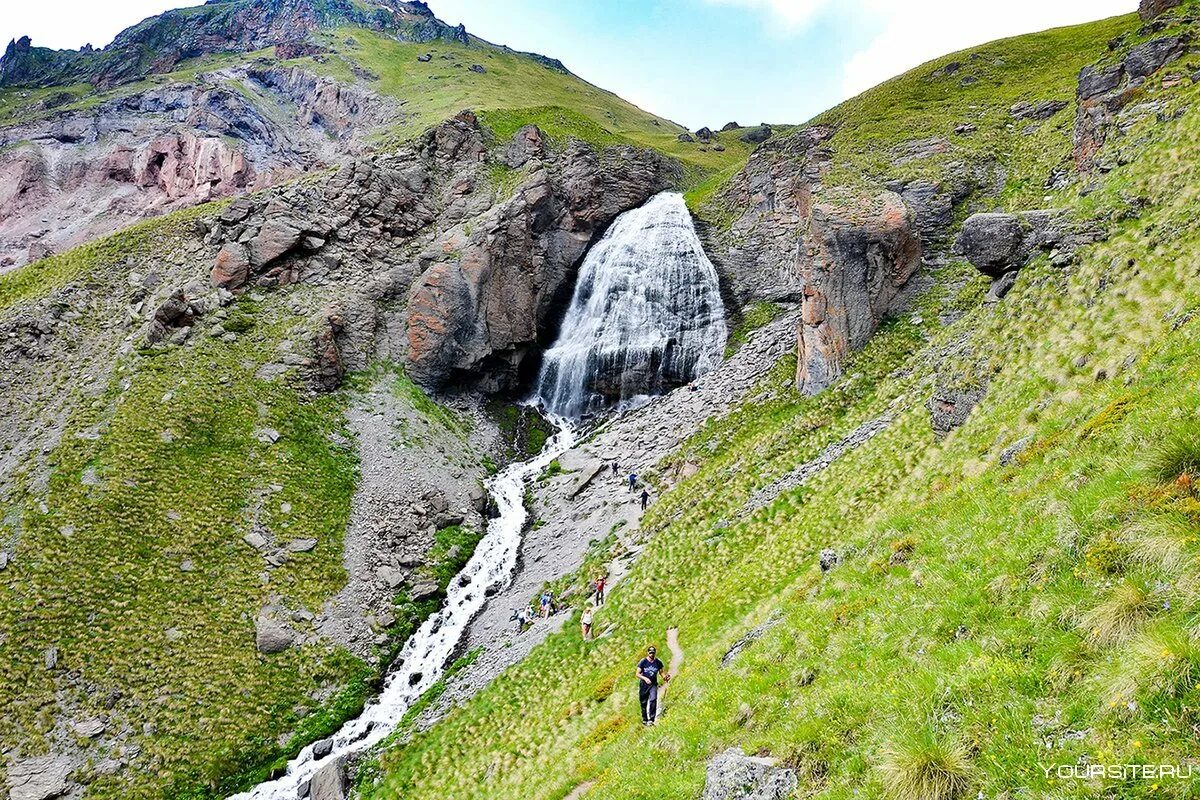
[{"xmin": 536, "ymin": 191, "xmax": 728, "ymax": 418}]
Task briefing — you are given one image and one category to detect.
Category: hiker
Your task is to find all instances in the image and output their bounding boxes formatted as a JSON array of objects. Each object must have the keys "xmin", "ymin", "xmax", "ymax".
[
  {"xmin": 594, "ymin": 574, "xmax": 606, "ymax": 606},
  {"xmin": 641, "ymin": 488, "xmax": 650, "ymax": 511},
  {"xmin": 628, "ymin": 472, "xmax": 637, "ymax": 492},
  {"xmin": 540, "ymin": 590, "xmax": 553, "ymax": 619},
  {"xmin": 581, "ymin": 605, "xmax": 595, "ymax": 641},
  {"xmin": 636, "ymin": 645, "xmax": 669, "ymax": 726},
  {"xmin": 611, "ymin": 461, "xmax": 619, "ymax": 477}
]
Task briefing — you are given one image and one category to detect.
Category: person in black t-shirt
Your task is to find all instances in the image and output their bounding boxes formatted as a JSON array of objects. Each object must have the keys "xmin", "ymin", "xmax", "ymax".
[{"xmin": 636, "ymin": 645, "xmax": 669, "ymax": 725}]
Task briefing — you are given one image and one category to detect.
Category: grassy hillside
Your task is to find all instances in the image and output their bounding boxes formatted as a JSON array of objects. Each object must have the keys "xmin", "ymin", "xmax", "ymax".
[{"xmin": 362, "ymin": 9, "xmax": 1200, "ymax": 800}]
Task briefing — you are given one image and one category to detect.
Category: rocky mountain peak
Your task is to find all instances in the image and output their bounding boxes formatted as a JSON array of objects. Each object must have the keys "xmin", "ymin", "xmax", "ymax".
[{"xmin": 0, "ymin": 0, "xmax": 470, "ymax": 89}]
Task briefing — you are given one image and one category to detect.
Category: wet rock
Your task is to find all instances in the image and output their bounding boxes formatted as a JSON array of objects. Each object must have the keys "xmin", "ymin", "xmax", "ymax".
[
  {"xmin": 6, "ymin": 754, "xmax": 73, "ymax": 800},
  {"xmin": 309, "ymin": 758, "xmax": 348, "ymax": 800},
  {"xmin": 702, "ymin": 747, "xmax": 797, "ymax": 800},
  {"xmin": 311, "ymin": 738, "xmax": 334, "ymax": 758}
]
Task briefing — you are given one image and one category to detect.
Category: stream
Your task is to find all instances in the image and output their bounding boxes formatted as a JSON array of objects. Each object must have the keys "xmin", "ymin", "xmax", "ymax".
[{"xmin": 231, "ymin": 420, "xmax": 576, "ymax": 799}]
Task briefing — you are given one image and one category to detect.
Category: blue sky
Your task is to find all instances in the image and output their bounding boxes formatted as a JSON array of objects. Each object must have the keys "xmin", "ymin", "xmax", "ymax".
[{"xmin": 6, "ymin": 0, "xmax": 1136, "ymax": 129}]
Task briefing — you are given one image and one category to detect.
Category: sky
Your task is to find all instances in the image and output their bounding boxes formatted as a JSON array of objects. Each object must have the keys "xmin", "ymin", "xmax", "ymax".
[{"xmin": 4, "ymin": 0, "xmax": 1137, "ymax": 129}]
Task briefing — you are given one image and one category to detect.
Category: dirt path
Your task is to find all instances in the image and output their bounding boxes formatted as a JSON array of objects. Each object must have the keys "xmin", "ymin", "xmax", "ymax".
[
  {"xmin": 656, "ymin": 627, "xmax": 683, "ymax": 721},
  {"xmin": 563, "ymin": 781, "xmax": 595, "ymax": 800}
]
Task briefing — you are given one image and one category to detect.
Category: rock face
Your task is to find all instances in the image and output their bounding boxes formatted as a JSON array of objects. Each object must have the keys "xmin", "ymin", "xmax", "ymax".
[
  {"xmin": 927, "ymin": 382, "xmax": 987, "ymax": 437},
  {"xmin": 0, "ymin": 65, "xmax": 392, "ymax": 270},
  {"xmin": 405, "ymin": 135, "xmax": 677, "ymax": 392},
  {"xmin": 6, "ymin": 754, "xmax": 74, "ymax": 800},
  {"xmin": 796, "ymin": 192, "xmax": 921, "ymax": 393},
  {"xmin": 308, "ymin": 758, "xmax": 348, "ymax": 800},
  {"xmin": 198, "ymin": 111, "xmax": 678, "ymax": 395},
  {"xmin": 702, "ymin": 748, "xmax": 798, "ymax": 800},
  {"xmin": 1075, "ymin": 34, "xmax": 1192, "ymax": 170},
  {"xmin": 712, "ymin": 125, "xmax": 926, "ymax": 394}
]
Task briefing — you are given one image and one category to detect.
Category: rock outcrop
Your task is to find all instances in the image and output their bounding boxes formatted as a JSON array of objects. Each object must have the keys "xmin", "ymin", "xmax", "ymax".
[
  {"xmin": 405, "ymin": 139, "xmax": 677, "ymax": 392},
  {"xmin": 714, "ymin": 125, "xmax": 925, "ymax": 394},
  {"xmin": 795, "ymin": 193, "xmax": 921, "ymax": 393},
  {"xmin": 1140, "ymin": 0, "xmax": 1183, "ymax": 21},
  {"xmin": 1075, "ymin": 34, "xmax": 1192, "ymax": 170},
  {"xmin": 702, "ymin": 748, "xmax": 798, "ymax": 800},
  {"xmin": 0, "ymin": 66, "xmax": 391, "ymax": 270}
]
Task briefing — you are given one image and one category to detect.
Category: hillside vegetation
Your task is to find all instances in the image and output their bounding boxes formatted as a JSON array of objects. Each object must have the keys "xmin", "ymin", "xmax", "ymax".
[{"xmin": 362, "ymin": 8, "xmax": 1200, "ymax": 799}]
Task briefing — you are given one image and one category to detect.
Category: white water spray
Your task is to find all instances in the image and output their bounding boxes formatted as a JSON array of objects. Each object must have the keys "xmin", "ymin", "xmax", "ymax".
[
  {"xmin": 230, "ymin": 422, "xmax": 575, "ymax": 799},
  {"xmin": 537, "ymin": 191, "xmax": 727, "ymax": 418}
]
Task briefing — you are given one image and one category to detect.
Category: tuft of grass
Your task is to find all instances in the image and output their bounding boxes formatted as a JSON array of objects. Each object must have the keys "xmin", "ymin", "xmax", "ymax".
[
  {"xmin": 1081, "ymin": 578, "xmax": 1158, "ymax": 645},
  {"xmin": 880, "ymin": 731, "xmax": 973, "ymax": 800},
  {"xmin": 1145, "ymin": 428, "xmax": 1200, "ymax": 484}
]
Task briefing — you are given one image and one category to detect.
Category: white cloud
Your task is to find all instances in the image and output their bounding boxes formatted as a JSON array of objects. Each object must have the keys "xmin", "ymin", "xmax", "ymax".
[
  {"xmin": 840, "ymin": 0, "xmax": 1136, "ymax": 98},
  {"xmin": 704, "ymin": 0, "xmax": 834, "ymax": 28}
]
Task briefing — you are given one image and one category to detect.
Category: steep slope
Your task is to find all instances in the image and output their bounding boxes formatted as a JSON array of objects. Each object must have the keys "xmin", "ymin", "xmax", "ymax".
[
  {"xmin": 360, "ymin": 5, "xmax": 1200, "ymax": 800},
  {"xmin": 0, "ymin": 0, "xmax": 750, "ymax": 271}
]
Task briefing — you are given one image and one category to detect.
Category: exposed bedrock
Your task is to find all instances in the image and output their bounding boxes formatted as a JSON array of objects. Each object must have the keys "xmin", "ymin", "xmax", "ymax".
[
  {"xmin": 405, "ymin": 140, "xmax": 678, "ymax": 393},
  {"xmin": 1074, "ymin": 31, "xmax": 1193, "ymax": 171},
  {"xmin": 0, "ymin": 66, "xmax": 391, "ymax": 270},
  {"xmin": 796, "ymin": 192, "xmax": 921, "ymax": 394},
  {"xmin": 711, "ymin": 125, "xmax": 926, "ymax": 395},
  {"xmin": 199, "ymin": 111, "xmax": 678, "ymax": 394}
]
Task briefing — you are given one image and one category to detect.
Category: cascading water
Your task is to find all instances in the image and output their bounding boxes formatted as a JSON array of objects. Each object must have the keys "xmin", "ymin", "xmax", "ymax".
[
  {"xmin": 230, "ymin": 423, "xmax": 575, "ymax": 800},
  {"xmin": 233, "ymin": 192, "xmax": 725, "ymax": 800},
  {"xmin": 537, "ymin": 191, "xmax": 728, "ymax": 418}
]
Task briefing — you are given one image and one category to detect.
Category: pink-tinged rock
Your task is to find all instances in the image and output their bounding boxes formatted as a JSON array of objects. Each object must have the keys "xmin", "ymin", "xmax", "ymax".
[{"xmin": 212, "ymin": 242, "xmax": 250, "ymax": 289}]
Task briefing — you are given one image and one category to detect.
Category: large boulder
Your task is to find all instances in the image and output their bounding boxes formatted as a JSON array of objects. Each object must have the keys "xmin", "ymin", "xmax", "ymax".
[
  {"xmin": 255, "ymin": 610, "xmax": 297, "ymax": 654},
  {"xmin": 953, "ymin": 213, "xmax": 1025, "ymax": 277},
  {"xmin": 702, "ymin": 747, "xmax": 798, "ymax": 800},
  {"xmin": 309, "ymin": 758, "xmax": 348, "ymax": 800}
]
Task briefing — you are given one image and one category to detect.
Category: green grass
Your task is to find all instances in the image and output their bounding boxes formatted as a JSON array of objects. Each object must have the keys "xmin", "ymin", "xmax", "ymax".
[
  {"xmin": 724, "ymin": 301, "xmax": 783, "ymax": 357},
  {"xmin": 360, "ymin": 11, "xmax": 1200, "ymax": 800},
  {"xmin": 0, "ymin": 203, "xmax": 220, "ymax": 319},
  {"xmin": 0, "ymin": 295, "xmax": 364, "ymax": 798}
]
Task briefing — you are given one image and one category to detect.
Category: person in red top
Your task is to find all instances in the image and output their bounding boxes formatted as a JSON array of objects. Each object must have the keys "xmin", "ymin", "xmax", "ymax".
[{"xmin": 594, "ymin": 574, "xmax": 606, "ymax": 606}]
